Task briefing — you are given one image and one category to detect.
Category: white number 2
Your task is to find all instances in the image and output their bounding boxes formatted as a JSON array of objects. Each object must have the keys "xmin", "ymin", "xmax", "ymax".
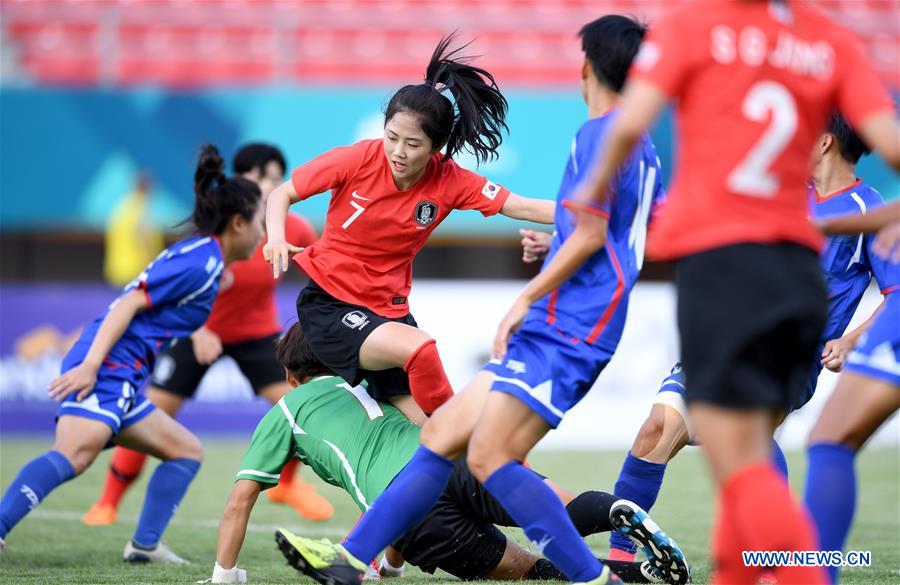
[
  {"xmin": 338, "ymin": 382, "xmax": 384, "ymax": 420},
  {"xmin": 727, "ymin": 81, "xmax": 797, "ymax": 198},
  {"xmin": 341, "ymin": 201, "xmax": 366, "ymax": 229}
]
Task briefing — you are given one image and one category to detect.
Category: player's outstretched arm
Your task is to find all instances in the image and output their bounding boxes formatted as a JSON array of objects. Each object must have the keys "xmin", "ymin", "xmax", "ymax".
[
  {"xmin": 263, "ymin": 180, "xmax": 305, "ymax": 278},
  {"xmin": 818, "ymin": 200, "xmax": 900, "ymax": 236},
  {"xmin": 211, "ymin": 479, "xmax": 262, "ymax": 583},
  {"xmin": 493, "ymin": 210, "xmax": 608, "ymax": 359},
  {"xmin": 500, "ymin": 193, "xmax": 556, "ymax": 224},
  {"xmin": 48, "ymin": 288, "xmax": 148, "ymax": 402},
  {"xmin": 856, "ymin": 111, "xmax": 900, "ymax": 171}
]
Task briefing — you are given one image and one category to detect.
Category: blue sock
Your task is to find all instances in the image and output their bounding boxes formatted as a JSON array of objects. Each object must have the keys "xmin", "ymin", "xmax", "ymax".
[
  {"xmin": 609, "ymin": 453, "xmax": 667, "ymax": 555},
  {"xmin": 485, "ymin": 461, "xmax": 604, "ymax": 582},
  {"xmin": 0, "ymin": 451, "xmax": 75, "ymax": 539},
  {"xmin": 132, "ymin": 458, "xmax": 200, "ymax": 548},
  {"xmin": 343, "ymin": 446, "xmax": 454, "ymax": 564},
  {"xmin": 771, "ymin": 439, "xmax": 789, "ymax": 479},
  {"xmin": 805, "ymin": 443, "xmax": 856, "ymax": 584}
]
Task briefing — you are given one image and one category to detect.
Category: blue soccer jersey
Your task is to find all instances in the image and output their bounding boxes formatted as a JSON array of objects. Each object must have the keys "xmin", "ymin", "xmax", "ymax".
[
  {"xmin": 59, "ymin": 235, "xmax": 224, "ymax": 432},
  {"xmin": 486, "ymin": 111, "xmax": 664, "ymax": 427},
  {"xmin": 527, "ymin": 111, "xmax": 665, "ymax": 352},
  {"xmin": 813, "ymin": 180, "xmax": 900, "ymax": 343}
]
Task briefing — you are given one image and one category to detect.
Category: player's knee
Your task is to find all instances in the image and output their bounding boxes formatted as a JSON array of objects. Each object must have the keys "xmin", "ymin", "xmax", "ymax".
[
  {"xmin": 53, "ymin": 444, "xmax": 99, "ymax": 475},
  {"xmin": 807, "ymin": 422, "xmax": 864, "ymax": 452},
  {"xmin": 466, "ymin": 436, "xmax": 507, "ymax": 482},
  {"xmin": 420, "ymin": 416, "xmax": 463, "ymax": 459},
  {"xmin": 165, "ymin": 431, "xmax": 204, "ymax": 463}
]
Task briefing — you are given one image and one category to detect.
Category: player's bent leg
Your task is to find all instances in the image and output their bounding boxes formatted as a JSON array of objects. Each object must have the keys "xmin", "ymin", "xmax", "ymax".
[
  {"xmin": 420, "ymin": 370, "xmax": 494, "ymax": 459},
  {"xmin": 610, "ymin": 404, "xmax": 690, "ymax": 562},
  {"xmin": 486, "ymin": 539, "xmax": 542, "ymax": 580},
  {"xmin": 805, "ymin": 373, "xmax": 899, "ymax": 584},
  {"xmin": 0, "ymin": 416, "xmax": 106, "ymax": 541},
  {"xmin": 116, "ymin": 409, "xmax": 201, "ymax": 563},
  {"xmin": 470, "ymin": 392, "xmax": 615, "ymax": 584},
  {"xmin": 359, "ymin": 322, "xmax": 453, "ymax": 414}
]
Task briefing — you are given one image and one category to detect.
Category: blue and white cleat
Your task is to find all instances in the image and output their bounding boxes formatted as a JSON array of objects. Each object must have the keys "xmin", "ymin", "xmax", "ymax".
[{"xmin": 609, "ymin": 499, "xmax": 690, "ymax": 585}]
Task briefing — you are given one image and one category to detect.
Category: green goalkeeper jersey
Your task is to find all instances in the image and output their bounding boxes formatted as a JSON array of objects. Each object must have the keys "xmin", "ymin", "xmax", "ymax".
[{"xmin": 235, "ymin": 375, "xmax": 421, "ymax": 511}]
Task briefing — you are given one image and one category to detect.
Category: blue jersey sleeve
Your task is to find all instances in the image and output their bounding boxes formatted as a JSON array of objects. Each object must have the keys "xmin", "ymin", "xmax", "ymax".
[
  {"xmin": 866, "ymin": 236, "xmax": 900, "ymax": 295},
  {"xmin": 137, "ymin": 245, "xmax": 220, "ymax": 309}
]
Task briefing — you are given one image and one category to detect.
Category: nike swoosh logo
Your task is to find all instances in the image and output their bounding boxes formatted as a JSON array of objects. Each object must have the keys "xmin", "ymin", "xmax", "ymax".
[{"xmin": 351, "ymin": 191, "xmax": 372, "ymax": 201}]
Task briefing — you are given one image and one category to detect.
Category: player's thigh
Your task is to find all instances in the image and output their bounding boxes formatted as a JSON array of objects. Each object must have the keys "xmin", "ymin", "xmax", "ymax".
[
  {"xmin": 358, "ymin": 321, "xmax": 432, "ymax": 370},
  {"xmin": 388, "ymin": 395, "xmax": 427, "ymax": 425},
  {"xmin": 688, "ymin": 403, "xmax": 772, "ymax": 483},
  {"xmin": 632, "ymin": 404, "xmax": 691, "ymax": 463},
  {"xmin": 116, "ymin": 408, "xmax": 203, "ymax": 462},
  {"xmin": 257, "ymin": 381, "xmax": 293, "ymax": 405},
  {"xmin": 53, "ymin": 415, "xmax": 114, "ymax": 474},
  {"xmin": 467, "ymin": 391, "xmax": 552, "ymax": 481},
  {"xmin": 808, "ymin": 372, "xmax": 900, "ymax": 450},
  {"xmin": 420, "ymin": 370, "xmax": 494, "ymax": 458},
  {"xmin": 145, "ymin": 386, "xmax": 187, "ymax": 417},
  {"xmin": 228, "ymin": 334, "xmax": 288, "ymax": 400}
]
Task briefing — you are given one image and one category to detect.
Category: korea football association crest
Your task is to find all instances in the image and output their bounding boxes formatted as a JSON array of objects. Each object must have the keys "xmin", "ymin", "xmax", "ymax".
[
  {"xmin": 342, "ymin": 310, "xmax": 370, "ymax": 330},
  {"xmin": 414, "ymin": 201, "xmax": 438, "ymax": 226}
]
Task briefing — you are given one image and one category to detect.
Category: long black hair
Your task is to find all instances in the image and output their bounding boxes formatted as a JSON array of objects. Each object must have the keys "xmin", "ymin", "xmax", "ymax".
[
  {"xmin": 191, "ymin": 144, "xmax": 261, "ymax": 236},
  {"xmin": 384, "ymin": 34, "xmax": 508, "ymax": 165}
]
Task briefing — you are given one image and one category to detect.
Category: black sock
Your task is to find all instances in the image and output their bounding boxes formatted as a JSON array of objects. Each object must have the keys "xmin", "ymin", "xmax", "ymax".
[
  {"xmin": 527, "ymin": 558, "xmax": 652, "ymax": 583},
  {"xmin": 565, "ymin": 490, "xmax": 617, "ymax": 536}
]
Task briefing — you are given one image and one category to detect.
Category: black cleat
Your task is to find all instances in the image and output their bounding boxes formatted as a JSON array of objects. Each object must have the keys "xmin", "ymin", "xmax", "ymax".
[{"xmin": 609, "ymin": 500, "xmax": 691, "ymax": 585}]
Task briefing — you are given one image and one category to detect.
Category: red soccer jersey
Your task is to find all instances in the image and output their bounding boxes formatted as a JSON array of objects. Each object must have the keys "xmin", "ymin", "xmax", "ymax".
[
  {"xmin": 205, "ymin": 213, "xmax": 317, "ymax": 344},
  {"xmin": 290, "ymin": 139, "xmax": 510, "ymax": 317},
  {"xmin": 632, "ymin": 0, "xmax": 895, "ymax": 260}
]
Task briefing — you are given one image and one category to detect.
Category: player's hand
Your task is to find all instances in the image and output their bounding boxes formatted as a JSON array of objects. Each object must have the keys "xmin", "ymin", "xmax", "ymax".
[
  {"xmin": 873, "ymin": 220, "xmax": 900, "ymax": 262},
  {"xmin": 821, "ymin": 336, "xmax": 854, "ymax": 372},
  {"xmin": 191, "ymin": 327, "xmax": 223, "ymax": 365},
  {"xmin": 520, "ymin": 229, "xmax": 552, "ymax": 263},
  {"xmin": 205, "ymin": 562, "xmax": 247, "ymax": 583},
  {"xmin": 263, "ymin": 239, "xmax": 304, "ymax": 279},
  {"xmin": 493, "ymin": 297, "xmax": 530, "ymax": 360},
  {"xmin": 48, "ymin": 362, "xmax": 99, "ymax": 402}
]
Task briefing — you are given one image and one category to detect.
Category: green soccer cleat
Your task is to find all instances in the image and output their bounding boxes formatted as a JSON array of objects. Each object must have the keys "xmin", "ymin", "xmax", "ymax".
[{"xmin": 275, "ymin": 528, "xmax": 367, "ymax": 585}]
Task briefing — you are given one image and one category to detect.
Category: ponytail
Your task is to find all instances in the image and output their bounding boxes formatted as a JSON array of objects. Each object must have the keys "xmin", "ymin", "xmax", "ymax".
[
  {"xmin": 384, "ymin": 34, "xmax": 509, "ymax": 165},
  {"xmin": 191, "ymin": 144, "xmax": 261, "ymax": 236}
]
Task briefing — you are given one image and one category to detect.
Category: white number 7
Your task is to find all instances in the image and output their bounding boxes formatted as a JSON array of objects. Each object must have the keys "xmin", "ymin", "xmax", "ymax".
[{"xmin": 342, "ymin": 201, "xmax": 366, "ymax": 229}]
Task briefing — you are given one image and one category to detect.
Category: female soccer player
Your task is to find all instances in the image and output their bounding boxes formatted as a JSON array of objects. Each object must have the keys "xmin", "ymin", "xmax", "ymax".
[
  {"xmin": 264, "ymin": 35, "xmax": 554, "ymax": 416},
  {"xmin": 0, "ymin": 145, "xmax": 263, "ymax": 563},
  {"xmin": 806, "ymin": 201, "xmax": 900, "ymax": 584},
  {"xmin": 82, "ymin": 144, "xmax": 332, "ymax": 527}
]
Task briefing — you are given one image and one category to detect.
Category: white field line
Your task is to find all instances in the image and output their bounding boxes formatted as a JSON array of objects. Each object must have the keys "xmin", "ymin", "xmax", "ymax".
[{"xmin": 30, "ymin": 509, "xmax": 352, "ymax": 538}]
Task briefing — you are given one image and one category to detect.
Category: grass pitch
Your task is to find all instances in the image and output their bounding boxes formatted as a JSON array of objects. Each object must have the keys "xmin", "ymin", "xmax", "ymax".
[{"xmin": 0, "ymin": 439, "xmax": 897, "ymax": 584}]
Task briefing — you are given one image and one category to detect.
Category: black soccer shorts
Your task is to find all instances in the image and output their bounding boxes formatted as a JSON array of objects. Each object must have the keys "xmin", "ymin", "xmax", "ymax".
[
  {"xmin": 677, "ymin": 243, "xmax": 827, "ymax": 411},
  {"xmin": 393, "ymin": 457, "xmax": 528, "ymax": 580},
  {"xmin": 150, "ymin": 333, "xmax": 285, "ymax": 397},
  {"xmin": 296, "ymin": 279, "xmax": 418, "ymax": 401}
]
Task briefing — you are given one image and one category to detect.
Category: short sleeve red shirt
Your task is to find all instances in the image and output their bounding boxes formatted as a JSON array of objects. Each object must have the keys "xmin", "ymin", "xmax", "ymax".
[
  {"xmin": 291, "ymin": 139, "xmax": 510, "ymax": 317},
  {"xmin": 204, "ymin": 213, "xmax": 317, "ymax": 344},
  {"xmin": 630, "ymin": 1, "xmax": 895, "ymax": 260}
]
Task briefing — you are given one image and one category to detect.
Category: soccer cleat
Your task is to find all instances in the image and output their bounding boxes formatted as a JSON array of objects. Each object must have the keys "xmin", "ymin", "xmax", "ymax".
[
  {"xmin": 640, "ymin": 560, "xmax": 666, "ymax": 583},
  {"xmin": 82, "ymin": 502, "xmax": 117, "ymax": 526},
  {"xmin": 275, "ymin": 528, "xmax": 367, "ymax": 585},
  {"xmin": 573, "ymin": 565, "xmax": 623, "ymax": 585},
  {"xmin": 123, "ymin": 539, "xmax": 189, "ymax": 564},
  {"xmin": 609, "ymin": 499, "xmax": 691, "ymax": 585},
  {"xmin": 267, "ymin": 480, "xmax": 335, "ymax": 521}
]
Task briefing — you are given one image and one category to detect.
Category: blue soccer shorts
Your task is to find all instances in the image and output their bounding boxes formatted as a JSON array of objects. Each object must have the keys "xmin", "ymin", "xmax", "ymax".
[
  {"xmin": 56, "ymin": 365, "xmax": 155, "ymax": 434},
  {"xmin": 844, "ymin": 296, "xmax": 900, "ymax": 386},
  {"xmin": 482, "ymin": 324, "xmax": 611, "ymax": 428}
]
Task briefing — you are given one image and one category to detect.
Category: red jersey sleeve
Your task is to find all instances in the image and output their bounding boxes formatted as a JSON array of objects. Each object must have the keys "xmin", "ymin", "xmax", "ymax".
[
  {"xmin": 285, "ymin": 213, "xmax": 318, "ymax": 247},
  {"xmin": 629, "ymin": 7, "xmax": 697, "ymax": 99},
  {"xmin": 291, "ymin": 141, "xmax": 368, "ymax": 201},
  {"xmin": 447, "ymin": 162, "xmax": 511, "ymax": 217},
  {"xmin": 833, "ymin": 31, "xmax": 895, "ymax": 129}
]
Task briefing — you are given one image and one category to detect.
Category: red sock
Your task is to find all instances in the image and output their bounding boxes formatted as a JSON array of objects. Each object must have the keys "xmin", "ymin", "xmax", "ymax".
[
  {"xmin": 402, "ymin": 339, "xmax": 453, "ymax": 415},
  {"xmin": 279, "ymin": 458, "xmax": 299, "ymax": 487},
  {"xmin": 97, "ymin": 448, "xmax": 147, "ymax": 508},
  {"xmin": 711, "ymin": 486, "xmax": 755, "ymax": 584},
  {"xmin": 724, "ymin": 463, "xmax": 828, "ymax": 585}
]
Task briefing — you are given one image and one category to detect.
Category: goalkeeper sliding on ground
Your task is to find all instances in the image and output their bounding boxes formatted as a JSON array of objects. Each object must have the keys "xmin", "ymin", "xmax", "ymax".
[{"xmin": 206, "ymin": 323, "xmax": 688, "ymax": 584}]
